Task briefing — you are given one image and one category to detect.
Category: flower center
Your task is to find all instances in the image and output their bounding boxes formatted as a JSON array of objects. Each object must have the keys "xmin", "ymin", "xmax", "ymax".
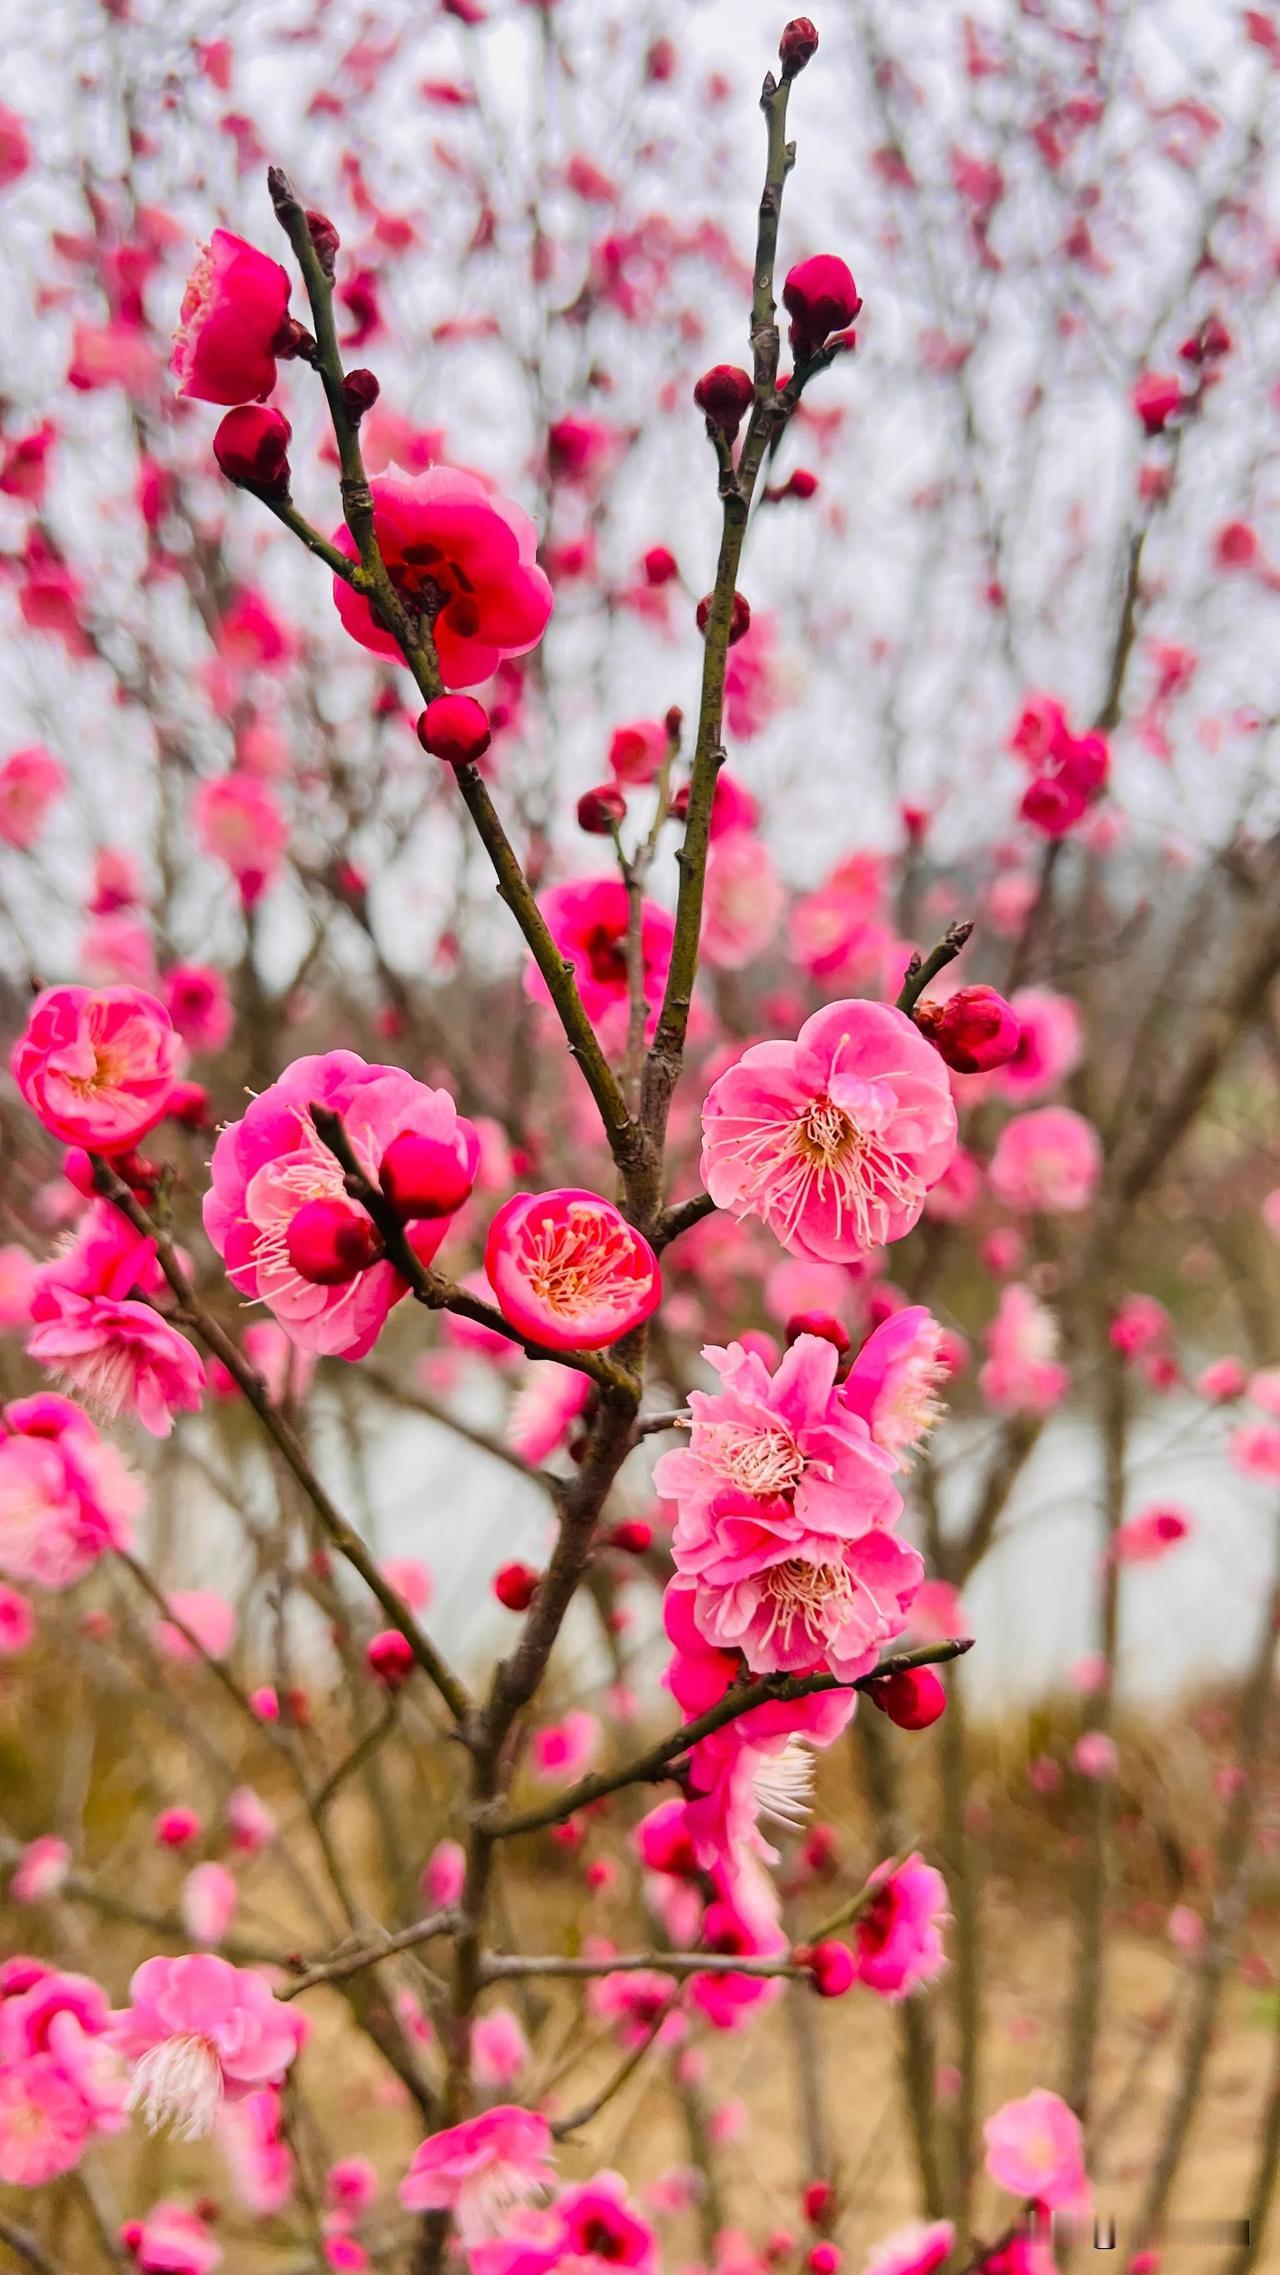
[
  {"xmin": 582, "ymin": 921, "xmax": 629, "ymax": 987},
  {"xmin": 525, "ymin": 1208, "xmax": 627, "ymax": 1320},
  {"xmin": 128, "ymin": 2033, "xmax": 224, "ymax": 2141},
  {"xmin": 712, "ymin": 1088, "xmax": 924, "ymax": 1251},
  {"xmin": 705, "ymin": 1420, "xmax": 804, "ymax": 1497},
  {"xmin": 758, "ymin": 1556, "xmax": 854, "ymax": 1651}
]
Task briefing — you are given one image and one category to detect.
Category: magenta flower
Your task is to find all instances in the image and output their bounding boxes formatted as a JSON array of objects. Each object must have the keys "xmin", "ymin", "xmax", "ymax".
[
  {"xmin": 485, "ymin": 1188, "xmax": 661, "ymax": 1351},
  {"xmin": 0, "ymin": 1392, "xmax": 141, "ymax": 1589},
  {"xmin": 203, "ymin": 1051, "xmax": 478, "ymax": 1361},
  {"xmin": 0, "ymin": 746, "xmax": 65, "ymax": 850},
  {"xmin": 658, "ymin": 1337, "xmax": 920, "ymax": 1680},
  {"xmin": 700, "ymin": 999, "xmax": 957, "ymax": 1263},
  {"xmin": 983, "ymin": 2087, "xmax": 1088, "ymax": 2210},
  {"xmin": 171, "ymin": 230, "xmax": 292, "ymax": 405},
  {"xmin": 11, "ymin": 985, "xmax": 183, "ymax": 1153},
  {"xmin": 331, "ymin": 467, "xmax": 552, "ymax": 687},
  {"xmin": 530, "ymin": 877, "xmax": 674, "ymax": 1025},
  {"xmin": 120, "ymin": 2202, "xmax": 221, "ymax": 2275},
  {"xmin": 111, "ymin": 1955, "xmax": 302, "ymax": 2141},
  {"xmin": 27, "ymin": 1295, "xmax": 204, "ymax": 1440},
  {"xmin": 859, "ymin": 2221, "xmax": 955, "ymax": 2275},
  {"xmin": 853, "ymin": 1854, "xmax": 948, "ymax": 2000},
  {"xmin": 398, "ymin": 2104, "xmax": 556, "ymax": 2242},
  {"xmin": 988, "ymin": 1106, "xmax": 1102, "ymax": 1214},
  {"xmin": 979, "ymin": 1284, "xmax": 1069, "ymax": 1416},
  {"xmin": 841, "ymin": 1306, "xmax": 949, "ymax": 1468}
]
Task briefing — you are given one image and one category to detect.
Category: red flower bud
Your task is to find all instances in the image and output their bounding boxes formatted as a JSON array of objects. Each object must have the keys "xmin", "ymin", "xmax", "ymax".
[
  {"xmin": 417, "ymin": 695, "xmax": 492, "ymax": 767},
  {"xmin": 341, "ymin": 367, "xmax": 380, "ymax": 422},
  {"xmin": 808, "ymin": 2247, "xmax": 843, "ymax": 2275},
  {"xmin": 664, "ymin": 705, "xmax": 684, "ymax": 742},
  {"xmin": 696, "ymin": 589, "xmax": 752, "ymax": 644},
  {"xmin": 870, "ymin": 1665, "xmax": 947, "ymax": 1730},
  {"xmin": 607, "ymin": 1519, "xmax": 653, "ymax": 1555},
  {"xmin": 802, "ymin": 2181, "xmax": 835, "ymax": 2226},
  {"xmin": 213, "ymin": 405, "xmax": 292, "ymax": 495},
  {"xmin": 493, "ymin": 1561, "xmax": 540, "ymax": 1611},
  {"xmin": 577, "ymin": 783, "xmax": 627, "ymax": 834},
  {"xmin": 785, "ymin": 1309, "xmax": 851, "ymax": 1360},
  {"xmin": 165, "ymin": 1080, "xmax": 212, "ymax": 1130},
  {"xmin": 643, "ymin": 545, "xmax": 678, "ymax": 586},
  {"xmin": 646, "ymin": 36, "xmax": 678, "ymax": 81},
  {"xmin": 1180, "ymin": 313, "xmax": 1231, "ymax": 365},
  {"xmin": 786, "ymin": 467, "xmax": 819, "ymax": 499},
  {"xmin": 693, "ymin": 363, "xmax": 755, "ymax": 439},
  {"xmin": 915, "ymin": 984, "xmax": 1021, "ymax": 1074},
  {"xmin": 1132, "ymin": 370, "xmax": 1183, "ymax": 436},
  {"xmin": 380, "ymin": 1130, "xmax": 475, "ymax": 1221},
  {"xmin": 285, "ymin": 1196, "xmax": 382, "ymax": 1285},
  {"xmin": 779, "ymin": 17, "xmax": 820, "ymax": 77},
  {"xmin": 782, "ymin": 255, "xmax": 861, "ymax": 358},
  {"xmin": 366, "ymin": 1628, "xmax": 415, "ymax": 1689},
  {"xmin": 306, "ymin": 208, "xmax": 341, "ymax": 275},
  {"xmin": 803, "ymin": 1940, "xmax": 856, "ymax": 1998}
]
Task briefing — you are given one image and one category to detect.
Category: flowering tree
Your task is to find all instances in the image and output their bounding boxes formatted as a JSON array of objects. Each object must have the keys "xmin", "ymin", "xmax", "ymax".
[{"xmin": 2, "ymin": 4, "xmax": 1280, "ymax": 2274}]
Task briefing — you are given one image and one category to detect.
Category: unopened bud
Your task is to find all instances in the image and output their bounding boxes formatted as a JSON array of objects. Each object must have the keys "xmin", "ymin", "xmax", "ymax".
[
  {"xmin": 693, "ymin": 363, "xmax": 754, "ymax": 440},
  {"xmin": 779, "ymin": 18, "xmax": 820, "ymax": 79},
  {"xmin": 213, "ymin": 405, "xmax": 292, "ymax": 497},
  {"xmin": 493, "ymin": 1562, "xmax": 540, "ymax": 1611},
  {"xmin": 696, "ymin": 589, "xmax": 752, "ymax": 645},
  {"xmin": 915, "ymin": 984, "xmax": 1020, "ymax": 1075},
  {"xmin": 306, "ymin": 208, "xmax": 341, "ymax": 275},
  {"xmin": 577, "ymin": 783, "xmax": 627, "ymax": 834},
  {"xmin": 366, "ymin": 1629, "xmax": 415, "ymax": 1689},
  {"xmin": 341, "ymin": 367, "xmax": 380, "ymax": 422}
]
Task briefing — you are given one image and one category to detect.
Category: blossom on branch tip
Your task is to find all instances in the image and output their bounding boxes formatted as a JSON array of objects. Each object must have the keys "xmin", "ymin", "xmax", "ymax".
[
  {"xmin": 485, "ymin": 1189, "xmax": 661, "ymax": 1351},
  {"xmin": 699, "ymin": 999, "xmax": 957, "ymax": 1263},
  {"xmin": 110, "ymin": 1955, "xmax": 302, "ymax": 2141},
  {"xmin": 171, "ymin": 231, "xmax": 292, "ymax": 405}
]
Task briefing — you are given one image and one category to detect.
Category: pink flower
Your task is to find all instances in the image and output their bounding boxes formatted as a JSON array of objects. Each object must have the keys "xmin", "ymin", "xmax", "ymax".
[
  {"xmin": 841, "ymin": 1307, "xmax": 948, "ymax": 1468},
  {"xmin": 0, "ymin": 104, "xmax": 31, "ymax": 189},
  {"xmin": 530, "ymin": 878, "xmax": 674, "ymax": 1025},
  {"xmin": 203, "ymin": 1051, "xmax": 477, "ymax": 1360},
  {"xmin": 1072, "ymin": 1732, "xmax": 1117, "ymax": 1781},
  {"xmin": 471, "ymin": 2007, "xmax": 529, "ymax": 2092},
  {"xmin": 983, "ymin": 2088, "xmax": 1087, "ymax": 2209},
  {"xmin": 530, "ymin": 1709, "xmax": 600, "ymax": 1782},
  {"xmin": 123, "ymin": 2202, "xmax": 222, "ymax": 2275},
  {"xmin": 992, "ymin": 989, "xmax": 1083, "ymax": 1102},
  {"xmin": 28, "ymin": 1267, "xmax": 205, "ymax": 1439},
  {"xmin": 171, "ymin": 230, "xmax": 292, "ymax": 405},
  {"xmin": 180, "ymin": 1863, "xmax": 239, "ymax": 1948},
  {"xmin": 327, "ymin": 2157, "xmax": 378, "ymax": 2211},
  {"xmin": 689, "ymin": 1895, "xmax": 788, "ymax": 2031},
  {"xmin": 700, "ymin": 1000, "xmax": 957, "ymax": 1263},
  {"xmin": 1230, "ymin": 1422, "xmax": 1280, "ymax": 1479},
  {"xmin": 486, "ymin": 1189, "xmax": 661, "ymax": 1351},
  {"xmin": 9, "ymin": 1835, "xmax": 71, "ymax": 1904},
  {"xmin": 1112, "ymin": 1504, "xmax": 1191, "ymax": 1564},
  {"xmin": 607, "ymin": 719, "xmax": 668, "ymax": 785},
  {"xmin": 193, "ymin": 776, "xmax": 289, "ymax": 904},
  {"xmin": 162, "ymin": 965, "xmax": 234, "ymax": 1054},
  {"xmin": 555, "ymin": 2173, "xmax": 658, "ymax": 2272},
  {"xmin": 11, "ymin": 986, "xmax": 183, "ymax": 1153},
  {"xmin": 398, "ymin": 2105, "xmax": 556, "ymax": 2242},
  {"xmin": 226, "ymin": 1787, "xmax": 277, "ymax": 1857},
  {"xmin": 701, "ymin": 834, "xmax": 785, "ymax": 970},
  {"xmin": 988, "ymin": 1107, "xmax": 1101, "ymax": 1214},
  {"xmin": 423, "ymin": 1839, "xmax": 467, "ymax": 1909},
  {"xmin": 859, "ymin": 2221, "xmax": 955, "ymax": 2275},
  {"xmin": 111, "ymin": 1955, "xmax": 302, "ymax": 2140},
  {"xmin": 0, "ymin": 1393, "xmax": 141, "ymax": 1588},
  {"xmin": 218, "ymin": 2087, "xmax": 294, "ymax": 2215},
  {"xmin": 0, "ymin": 747, "xmax": 65, "ymax": 849},
  {"xmin": 853, "ymin": 1855, "xmax": 948, "ymax": 1999},
  {"xmin": 0, "ymin": 1245, "xmax": 38, "ymax": 1329},
  {"xmin": 506, "ymin": 1364, "xmax": 592, "ymax": 1462},
  {"xmin": 0, "ymin": 1582, "xmax": 35, "ymax": 1655},
  {"xmin": 978, "ymin": 1286, "xmax": 1069, "ymax": 1415},
  {"xmin": 157, "ymin": 1591, "xmax": 237, "ymax": 1663},
  {"xmin": 0, "ymin": 2055, "xmax": 93, "ymax": 2185},
  {"xmin": 331, "ymin": 467, "xmax": 553, "ymax": 686}
]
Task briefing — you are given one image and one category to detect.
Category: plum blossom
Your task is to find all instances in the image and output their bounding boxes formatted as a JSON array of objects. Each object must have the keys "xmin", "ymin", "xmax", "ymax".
[
  {"xmin": 658, "ymin": 1336, "xmax": 921, "ymax": 1679},
  {"xmin": 859, "ymin": 2222, "xmax": 955, "ymax": 2275},
  {"xmin": 701, "ymin": 834, "xmax": 785, "ymax": 970},
  {"xmin": 398, "ymin": 2105, "xmax": 556, "ymax": 2242},
  {"xmin": 111, "ymin": 1955, "xmax": 302, "ymax": 2141},
  {"xmin": 983, "ymin": 2088, "xmax": 1088, "ymax": 2210},
  {"xmin": 700, "ymin": 1000, "xmax": 956, "ymax": 1262},
  {"xmin": 988, "ymin": 1107, "xmax": 1102, "ymax": 1214},
  {"xmin": 27, "ymin": 1205, "xmax": 205, "ymax": 1438},
  {"xmin": 0, "ymin": 1392, "xmax": 141, "ymax": 1588},
  {"xmin": 171, "ymin": 230, "xmax": 292, "ymax": 404},
  {"xmin": 12, "ymin": 985, "xmax": 183, "ymax": 1152},
  {"xmin": 531, "ymin": 878, "xmax": 674, "ymax": 1025},
  {"xmin": 331, "ymin": 467, "xmax": 553, "ymax": 686},
  {"xmin": 0, "ymin": 747, "xmax": 65, "ymax": 849},
  {"xmin": 852, "ymin": 1855, "xmax": 948, "ymax": 1999},
  {"xmin": 841, "ymin": 1306, "xmax": 949, "ymax": 1467},
  {"xmin": 979, "ymin": 1286, "xmax": 1069, "ymax": 1415},
  {"xmin": 121, "ymin": 2202, "xmax": 222, "ymax": 2275},
  {"xmin": 485, "ymin": 1189, "xmax": 661, "ymax": 1350},
  {"xmin": 204, "ymin": 1051, "xmax": 477, "ymax": 1360}
]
